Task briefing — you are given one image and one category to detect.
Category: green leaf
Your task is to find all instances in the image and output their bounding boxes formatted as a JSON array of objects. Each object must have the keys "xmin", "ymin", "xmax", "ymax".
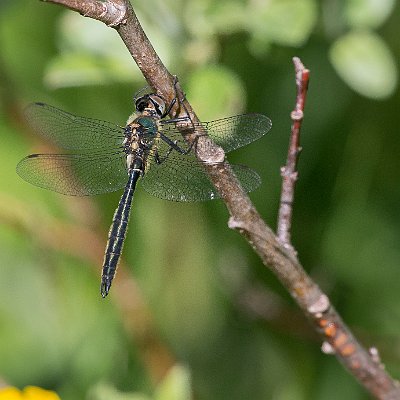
[
  {"xmin": 247, "ymin": 0, "xmax": 317, "ymax": 48},
  {"xmin": 329, "ymin": 31, "xmax": 398, "ymax": 99},
  {"xmin": 154, "ymin": 365, "xmax": 192, "ymax": 400},
  {"xmin": 184, "ymin": 0, "xmax": 247, "ymax": 37},
  {"xmin": 186, "ymin": 65, "xmax": 246, "ymax": 120},
  {"xmin": 44, "ymin": 53, "xmax": 138, "ymax": 88},
  {"xmin": 44, "ymin": 11, "xmax": 141, "ymax": 88},
  {"xmin": 344, "ymin": 0, "xmax": 396, "ymax": 29}
]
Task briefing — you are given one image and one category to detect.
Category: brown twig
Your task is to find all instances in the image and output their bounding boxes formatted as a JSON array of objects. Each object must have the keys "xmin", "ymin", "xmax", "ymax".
[
  {"xmin": 277, "ymin": 57, "xmax": 309, "ymax": 246},
  {"xmin": 41, "ymin": 1, "xmax": 400, "ymax": 398}
]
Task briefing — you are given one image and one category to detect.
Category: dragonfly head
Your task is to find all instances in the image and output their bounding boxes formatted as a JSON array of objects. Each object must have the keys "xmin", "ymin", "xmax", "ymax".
[{"xmin": 135, "ymin": 93, "xmax": 166, "ymax": 118}]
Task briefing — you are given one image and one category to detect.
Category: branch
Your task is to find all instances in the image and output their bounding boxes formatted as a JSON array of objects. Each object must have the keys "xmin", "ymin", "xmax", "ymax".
[
  {"xmin": 42, "ymin": 0, "xmax": 127, "ymax": 26},
  {"xmin": 277, "ymin": 57, "xmax": 309, "ymax": 246},
  {"xmin": 42, "ymin": 1, "xmax": 400, "ymax": 398}
]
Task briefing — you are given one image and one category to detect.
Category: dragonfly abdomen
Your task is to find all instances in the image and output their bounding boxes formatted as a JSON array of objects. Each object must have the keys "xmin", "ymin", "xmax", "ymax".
[{"xmin": 100, "ymin": 169, "xmax": 140, "ymax": 297}]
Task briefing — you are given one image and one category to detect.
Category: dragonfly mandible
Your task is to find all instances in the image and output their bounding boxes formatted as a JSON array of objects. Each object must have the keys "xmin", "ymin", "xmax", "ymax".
[{"xmin": 16, "ymin": 90, "xmax": 272, "ymax": 297}]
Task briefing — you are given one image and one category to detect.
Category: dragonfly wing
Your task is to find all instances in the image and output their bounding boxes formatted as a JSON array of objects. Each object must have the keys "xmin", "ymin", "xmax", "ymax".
[
  {"xmin": 202, "ymin": 114, "xmax": 272, "ymax": 153},
  {"xmin": 160, "ymin": 113, "xmax": 272, "ymax": 154},
  {"xmin": 142, "ymin": 151, "xmax": 218, "ymax": 202},
  {"xmin": 16, "ymin": 150, "xmax": 127, "ymax": 196},
  {"xmin": 141, "ymin": 148, "xmax": 261, "ymax": 202},
  {"xmin": 230, "ymin": 164, "xmax": 261, "ymax": 193},
  {"xmin": 24, "ymin": 102, "xmax": 125, "ymax": 150}
]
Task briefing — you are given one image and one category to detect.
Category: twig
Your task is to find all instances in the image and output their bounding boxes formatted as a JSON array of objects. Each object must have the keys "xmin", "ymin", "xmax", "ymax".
[
  {"xmin": 41, "ymin": 1, "xmax": 400, "ymax": 398},
  {"xmin": 277, "ymin": 57, "xmax": 309, "ymax": 246}
]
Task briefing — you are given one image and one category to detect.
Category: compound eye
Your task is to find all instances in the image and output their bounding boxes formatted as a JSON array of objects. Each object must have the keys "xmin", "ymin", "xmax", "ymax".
[{"xmin": 135, "ymin": 96, "xmax": 149, "ymax": 112}]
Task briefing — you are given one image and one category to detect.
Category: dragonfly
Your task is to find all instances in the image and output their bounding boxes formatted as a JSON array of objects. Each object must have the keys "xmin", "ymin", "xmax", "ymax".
[{"xmin": 16, "ymin": 90, "xmax": 272, "ymax": 297}]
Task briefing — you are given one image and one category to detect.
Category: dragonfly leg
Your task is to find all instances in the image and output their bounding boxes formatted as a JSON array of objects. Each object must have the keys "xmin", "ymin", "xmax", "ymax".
[
  {"xmin": 153, "ymin": 146, "xmax": 174, "ymax": 165},
  {"xmin": 162, "ymin": 96, "xmax": 177, "ymax": 118},
  {"xmin": 152, "ymin": 134, "xmax": 198, "ymax": 164},
  {"xmin": 159, "ymin": 75, "xmax": 190, "ymax": 120},
  {"xmin": 172, "ymin": 76, "xmax": 196, "ymax": 129},
  {"xmin": 159, "ymin": 131, "xmax": 198, "ymax": 155}
]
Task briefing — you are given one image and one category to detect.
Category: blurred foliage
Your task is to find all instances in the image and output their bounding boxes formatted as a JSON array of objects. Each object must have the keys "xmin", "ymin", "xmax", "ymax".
[
  {"xmin": 0, "ymin": 0, "xmax": 400, "ymax": 399},
  {"xmin": 87, "ymin": 365, "xmax": 191, "ymax": 400},
  {"xmin": 329, "ymin": 31, "xmax": 397, "ymax": 99}
]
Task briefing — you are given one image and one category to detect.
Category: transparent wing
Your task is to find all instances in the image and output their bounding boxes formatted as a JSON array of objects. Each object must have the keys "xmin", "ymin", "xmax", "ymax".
[
  {"xmin": 16, "ymin": 150, "xmax": 127, "ymax": 196},
  {"xmin": 24, "ymin": 102, "xmax": 125, "ymax": 150},
  {"xmin": 141, "ymin": 143, "xmax": 261, "ymax": 202},
  {"xmin": 161, "ymin": 113, "xmax": 272, "ymax": 154}
]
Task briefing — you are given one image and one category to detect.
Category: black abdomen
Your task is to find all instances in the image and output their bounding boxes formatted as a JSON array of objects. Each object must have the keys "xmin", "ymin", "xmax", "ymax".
[{"xmin": 100, "ymin": 169, "xmax": 140, "ymax": 297}]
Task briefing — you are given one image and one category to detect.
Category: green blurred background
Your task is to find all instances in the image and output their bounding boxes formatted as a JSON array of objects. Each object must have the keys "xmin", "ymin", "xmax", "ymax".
[{"xmin": 1, "ymin": 0, "xmax": 399, "ymax": 399}]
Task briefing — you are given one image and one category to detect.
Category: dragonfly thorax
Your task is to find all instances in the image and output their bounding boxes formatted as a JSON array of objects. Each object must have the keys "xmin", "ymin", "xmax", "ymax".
[
  {"xmin": 124, "ymin": 116, "xmax": 159, "ymax": 172},
  {"xmin": 135, "ymin": 116, "xmax": 158, "ymax": 133}
]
